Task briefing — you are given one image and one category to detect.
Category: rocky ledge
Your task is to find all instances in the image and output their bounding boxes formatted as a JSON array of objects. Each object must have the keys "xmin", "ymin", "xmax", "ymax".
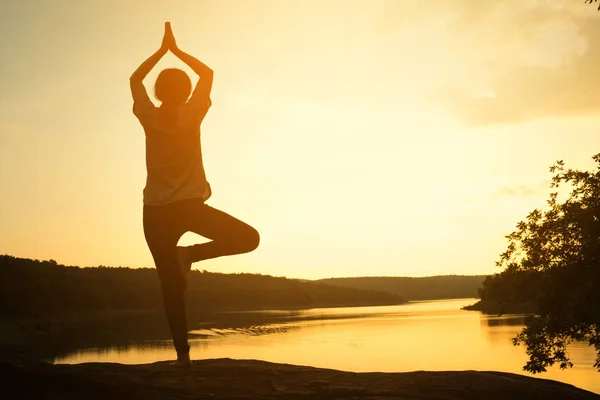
[{"xmin": 2, "ymin": 358, "xmax": 598, "ymax": 399}]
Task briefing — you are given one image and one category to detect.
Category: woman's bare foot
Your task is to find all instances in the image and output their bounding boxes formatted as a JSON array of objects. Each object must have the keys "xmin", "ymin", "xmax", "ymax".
[
  {"xmin": 176, "ymin": 246, "xmax": 192, "ymax": 286},
  {"xmin": 171, "ymin": 352, "xmax": 192, "ymax": 367}
]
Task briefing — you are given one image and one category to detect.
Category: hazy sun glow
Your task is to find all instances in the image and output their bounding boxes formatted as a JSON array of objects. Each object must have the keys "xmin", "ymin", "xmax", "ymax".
[{"xmin": 1, "ymin": 0, "xmax": 599, "ymax": 278}]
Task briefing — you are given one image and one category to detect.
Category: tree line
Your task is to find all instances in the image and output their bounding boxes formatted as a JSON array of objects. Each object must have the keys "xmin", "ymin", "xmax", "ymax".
[
  {"xmin": 0, "ymin": 255, "xmax": 406, "ymax": 321},
  {"xmin": 317, "ymin": 275, "xmax": 486, "ymax": 301}
]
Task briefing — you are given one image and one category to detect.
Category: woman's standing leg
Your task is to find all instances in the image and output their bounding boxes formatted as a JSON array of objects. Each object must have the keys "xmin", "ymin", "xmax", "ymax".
[{"xmin": 143, "ymin": 203, "xmax": 191, "ymax": 363}]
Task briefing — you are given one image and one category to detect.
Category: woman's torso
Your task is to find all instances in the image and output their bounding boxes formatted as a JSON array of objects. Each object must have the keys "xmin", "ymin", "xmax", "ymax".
[{"xmin": 141, "ymin": 104, "xmax": 211, "ymax": 205}]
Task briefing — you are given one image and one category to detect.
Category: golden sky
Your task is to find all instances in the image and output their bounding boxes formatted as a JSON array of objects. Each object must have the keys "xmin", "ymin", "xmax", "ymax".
[{"xmin": 1, "ymin": 0, "xmax": 599, "ymax": 279}]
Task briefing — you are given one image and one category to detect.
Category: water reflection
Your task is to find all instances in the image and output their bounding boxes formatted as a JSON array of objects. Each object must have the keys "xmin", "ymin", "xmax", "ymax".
[
  {"xmin": 481, "ymin": 315, "xmax": 527, "ymax": 327},
  {"xmin": 53, "ymin": 299, "xmax": 600, "ymax": 394},
  {"xmin": 478, "ymin": 314, "xmax": 527, "ymax": 344}
]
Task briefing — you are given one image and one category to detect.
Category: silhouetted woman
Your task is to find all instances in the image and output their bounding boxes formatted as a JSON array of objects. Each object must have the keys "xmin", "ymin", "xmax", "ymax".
[{"xmin": 130, "ymin": 22, "xmax": 260, "ymax": 366}]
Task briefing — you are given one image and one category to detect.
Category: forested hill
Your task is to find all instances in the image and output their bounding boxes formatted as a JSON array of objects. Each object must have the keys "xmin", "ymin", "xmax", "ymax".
[
  {"xmin": 315, "ymin": 275, "xmax": 487, "ymax": 300},
  {"xmin": 0, "ymin": 255, "xmax": 406, "ymax": 320}
]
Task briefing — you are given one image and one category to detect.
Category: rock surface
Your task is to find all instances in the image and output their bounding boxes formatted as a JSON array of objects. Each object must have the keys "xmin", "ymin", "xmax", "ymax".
[{"xmin": 2, "ymin": 358, "xmax": 599, "ymax": 399}]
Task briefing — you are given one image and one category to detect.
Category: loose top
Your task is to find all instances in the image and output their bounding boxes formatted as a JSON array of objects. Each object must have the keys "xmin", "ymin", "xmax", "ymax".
[{"xmin": 133, "ymin": 90, "xmax": 212, "ymax": 206}]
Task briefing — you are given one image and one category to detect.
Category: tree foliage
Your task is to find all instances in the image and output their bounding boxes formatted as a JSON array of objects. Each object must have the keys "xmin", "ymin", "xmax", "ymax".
[
  {"xmin": 0, "ymin": 255, "xmax": 405, "ymax": 320},
  {"xmin": 493, "ymin": 155, "xmax": 600, "ymax": 373},
  {"xmin": 586, "ymin": 0, "xmax": 600, "ymax": 10}
]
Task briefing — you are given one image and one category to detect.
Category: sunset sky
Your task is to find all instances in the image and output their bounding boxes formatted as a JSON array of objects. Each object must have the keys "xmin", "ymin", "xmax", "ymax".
[{"xmin": 1, "ymin": 0, "xmax": 599, "ymax": 279}]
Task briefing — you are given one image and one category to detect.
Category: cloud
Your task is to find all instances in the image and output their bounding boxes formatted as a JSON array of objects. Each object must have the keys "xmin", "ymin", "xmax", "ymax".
[
  {"xmin": 378, "ymin": 0, "xmax": 600, "ymax": 125},
  {"xmin": 437, "ymin": 4, "xmax": 600, "ymax": 125}
]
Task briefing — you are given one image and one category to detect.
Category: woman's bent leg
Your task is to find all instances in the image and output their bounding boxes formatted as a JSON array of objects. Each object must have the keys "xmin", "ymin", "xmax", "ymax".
[
  {"xmin": 143, "ymin": 204, "xmax": 190, "ymax": 357},
  {"xmin": 185, "ymin": 203, "xmax": 260, "ymax": 263}
]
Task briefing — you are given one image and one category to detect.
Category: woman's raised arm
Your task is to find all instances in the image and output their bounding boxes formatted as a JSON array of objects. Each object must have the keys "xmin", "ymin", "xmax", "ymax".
[
  {"xmin": 169, "ymin": 27, "xmax": 213, "ymax": 108},
  {"xmin": 130, "ymin": 22, "xmax": 172, "ymax": 103}
]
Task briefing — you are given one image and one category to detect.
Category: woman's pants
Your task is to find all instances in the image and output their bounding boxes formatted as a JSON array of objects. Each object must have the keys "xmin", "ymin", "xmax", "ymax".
[{"xmin": 143, "ymin": 197, "xmax": 260, "ymax": 354}]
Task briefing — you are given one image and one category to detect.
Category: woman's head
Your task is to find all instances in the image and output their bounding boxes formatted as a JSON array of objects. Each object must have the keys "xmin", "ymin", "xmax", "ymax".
[{"xmin": 154, "ymin": 68, "xmax": 192, "ymax": 105}]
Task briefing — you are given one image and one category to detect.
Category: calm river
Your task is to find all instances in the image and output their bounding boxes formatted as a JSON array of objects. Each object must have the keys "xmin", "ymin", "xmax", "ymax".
[{"xmin": 55, "ymin": 299, "xmax": 600, "ymax": 394}]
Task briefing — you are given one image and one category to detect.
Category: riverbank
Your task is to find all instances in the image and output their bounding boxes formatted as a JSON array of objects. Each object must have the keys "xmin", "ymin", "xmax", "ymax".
[{"xmin": 3, "ymin": 358, "xmax": 598, "ymax": 399}]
